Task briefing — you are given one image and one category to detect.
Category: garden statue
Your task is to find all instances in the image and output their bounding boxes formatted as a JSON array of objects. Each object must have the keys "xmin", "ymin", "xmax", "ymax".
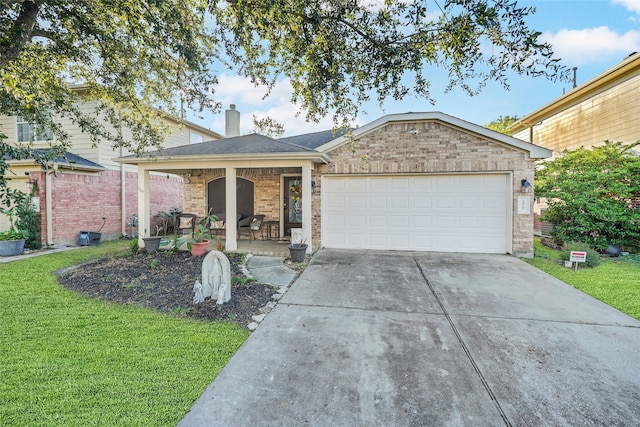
[
  {"xmin": 201, "ymin": 251, "xmax": 231, "ymax": 304},
  {"xmin": 193, "ymin": 280, "xmax": 204, "ymax": 304}
]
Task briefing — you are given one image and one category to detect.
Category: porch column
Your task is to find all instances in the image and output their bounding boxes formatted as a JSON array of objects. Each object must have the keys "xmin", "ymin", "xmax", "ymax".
[
  {"xmin": 301, "ymin": 162, "xmax": 313, "ymax": 252},
  {"xmin": 137, "ymin": 167, "xmax": 151, "ymax": 248},
  {"xmin": 225, "ymin": 167, "xmax": 238, "ymax": 251}
]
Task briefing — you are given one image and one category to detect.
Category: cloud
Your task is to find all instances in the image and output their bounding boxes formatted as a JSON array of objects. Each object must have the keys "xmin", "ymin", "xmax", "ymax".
[
  {"xmin": 541, "ymin": 26, "xmax": 640, "ymax": 65},
  {"xmin": 612, "ymin": 0, "xmax": 640, "ymax": 14},
  {"xmin": 210, "ymin": 74, "xmax": 361, "ymax": 136}
]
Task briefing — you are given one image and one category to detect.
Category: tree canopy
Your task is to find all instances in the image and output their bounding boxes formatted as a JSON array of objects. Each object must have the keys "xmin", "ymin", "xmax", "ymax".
[
  {"xmin": 1, "ymin": 0, "xmax": 569, "ymax": 207},
  {"xmin": 536, "ymin": 141, "xmax": 640, "ymax": 251},
  {"xmin": 485, "ymin": 115, "xmax": 520, "ymax": 135}
]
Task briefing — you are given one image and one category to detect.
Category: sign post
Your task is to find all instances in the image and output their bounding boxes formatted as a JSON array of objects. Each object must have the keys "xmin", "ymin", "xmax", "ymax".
[{"xmin": 569, "ymin": 251, "xmax": 587, "ymax": 272}]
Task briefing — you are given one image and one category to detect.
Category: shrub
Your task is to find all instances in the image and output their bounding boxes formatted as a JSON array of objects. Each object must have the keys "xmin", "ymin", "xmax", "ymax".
[
  {"xmin": 536, "ymin": 141, "xmax": 640, "ymax": 252},
  {"xmin": 559, "ymin": 241, "xmax": 601, "ymax": 267}
]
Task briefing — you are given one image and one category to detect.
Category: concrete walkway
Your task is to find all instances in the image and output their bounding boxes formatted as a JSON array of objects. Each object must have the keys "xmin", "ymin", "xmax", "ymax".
[
  {"xmin": 180, "ymin": 249, "xmax": 640, "ymax": 426},
  {"xmin": 246, "ymin": 255, "xmax": 298, "ymax": 288}
]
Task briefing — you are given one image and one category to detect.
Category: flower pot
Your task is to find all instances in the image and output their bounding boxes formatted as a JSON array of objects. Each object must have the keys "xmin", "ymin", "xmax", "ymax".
[
  {"xmin": 288, "ymin": 243, "xmax": 308, "ymax": 263},
  {"xmin": 190, "ymin": 240, "xmax": 209, "ymax": 256},
  {"xmin": 142, "ymin": 237, "xmax": 162, "ymax": 254},
  {"xmin": 0, "ymin": 239, "xmax": 25, "ymax": 257}
]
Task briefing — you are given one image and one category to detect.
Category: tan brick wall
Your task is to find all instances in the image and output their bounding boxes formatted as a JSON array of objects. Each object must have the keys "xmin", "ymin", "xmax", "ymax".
[
  {"xmin": 183, "ymin": 167, "xmax": 299, "ymax": 227},
  {"xmin": 314, "ymin": 120, "xmax": 536, "ymax": 257}
]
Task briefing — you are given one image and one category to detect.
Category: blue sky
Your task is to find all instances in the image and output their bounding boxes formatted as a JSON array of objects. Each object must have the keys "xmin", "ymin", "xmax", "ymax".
[{"xmin": 188, "ymin": 0, "xmax": 640, "ymax": 137}]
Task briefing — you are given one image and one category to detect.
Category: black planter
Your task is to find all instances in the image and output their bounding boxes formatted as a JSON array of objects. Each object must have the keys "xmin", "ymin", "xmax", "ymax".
[
  {"xmin": 143, "ymin": 237, "xmax": 162, "ymax": 254},
  {"xmin": 604, "ymin": 243, "xmax": 622, "ymax": 257},
  {"xmin": 288, "ymin": 244, "xmax": 308, "ymax": 263}
]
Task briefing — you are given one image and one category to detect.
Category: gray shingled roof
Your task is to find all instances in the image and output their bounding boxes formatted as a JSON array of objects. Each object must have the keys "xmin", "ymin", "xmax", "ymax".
[
  {"xmin": 6, "ymin": 149, "xmax": 105, "ymax": 170},
  {"xmin": 279, "ymin": 128, "xmax": 349, "ymax": 149},
  {"xmin": 140, "ymin": 133, "xmax": 317, "ymax": 158}
]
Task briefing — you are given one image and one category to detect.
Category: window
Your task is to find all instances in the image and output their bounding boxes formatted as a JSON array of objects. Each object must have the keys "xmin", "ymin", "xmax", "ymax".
[{"xmin": 16, "ymin": 116, "xmax": 53, "ymax": 142}]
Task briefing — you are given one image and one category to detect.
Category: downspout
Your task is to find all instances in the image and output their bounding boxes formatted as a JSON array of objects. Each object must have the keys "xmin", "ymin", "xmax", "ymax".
[
  {"xmin": 45, "ymin": 167, "xmax": 55, "ymax": 246},
  {"xmin": 118, "ymin": 114, "xmax": 127, "ymax": 238},
  {"xmin": 121, "ymin": 145, "xmax": 127, "ymax": 237}
]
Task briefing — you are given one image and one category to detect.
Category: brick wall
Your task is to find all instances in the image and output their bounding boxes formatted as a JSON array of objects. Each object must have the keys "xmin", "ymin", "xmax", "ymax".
[
  {"xmin": 183, "ymin": 168, "xmax": 296, "ymax": 225},
  {"xmin": 34, "ymin": 170, "xmax": 183, "ymax": 246},
  {"xmin": 314, "ymin": 120, "xmax": 536, "ymax": 257}
]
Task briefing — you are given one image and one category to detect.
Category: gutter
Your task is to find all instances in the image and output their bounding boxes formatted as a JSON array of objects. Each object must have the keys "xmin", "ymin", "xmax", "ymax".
[{"xmin": 114, "ymin": 151, "xmax": 332, "ymax": 165}]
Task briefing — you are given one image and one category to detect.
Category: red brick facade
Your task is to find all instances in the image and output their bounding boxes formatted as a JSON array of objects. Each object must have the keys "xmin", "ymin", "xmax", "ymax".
[{"xmin": 31, "ymin": 170, "xmax": 183, "ymax": 246}]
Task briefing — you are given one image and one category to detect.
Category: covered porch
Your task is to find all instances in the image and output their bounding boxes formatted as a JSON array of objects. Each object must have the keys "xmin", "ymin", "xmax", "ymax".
[{"xmin": 116, "ymin": 136, "xmax": 330, "ymax": 253}]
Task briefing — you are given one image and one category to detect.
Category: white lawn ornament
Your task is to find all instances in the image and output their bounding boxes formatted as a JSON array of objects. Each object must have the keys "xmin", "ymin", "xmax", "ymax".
[
  {"xmin": 216, "ymin": 281, "xmax": 227, "ymax": 305},
  {"xmin": 193, "ymin": 280, "xmax": 204, "ymax": 304},
  {"xmin": 201, "ymin": 251, "xmax": 231, "ymax": 304}
]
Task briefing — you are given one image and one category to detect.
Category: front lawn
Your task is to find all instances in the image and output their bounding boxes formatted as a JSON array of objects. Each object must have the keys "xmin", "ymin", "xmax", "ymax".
[
  {"xmin": 523, "ymin": 239, "xmax": 640, "ymax": 320},
  {"xmin": 0, "ymin": 241, "xmax": 249, "ymax": 426}
]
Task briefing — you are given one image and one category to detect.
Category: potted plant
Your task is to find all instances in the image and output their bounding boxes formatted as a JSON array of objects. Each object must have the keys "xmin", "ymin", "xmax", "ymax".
[
  {"xmin": 0, "ymin": 209, "xmax": 29, "ymax": 257},
  {"xmin": 142, "ymin": 229, "xmax": 162, "ymax": 254},
  {"xmin": 177, "ymin": 210, "xmax": 218, "ymax": 256},
  {"xmin": 288, "ymin": 238, "xmax": 308, "ymax": 263}
]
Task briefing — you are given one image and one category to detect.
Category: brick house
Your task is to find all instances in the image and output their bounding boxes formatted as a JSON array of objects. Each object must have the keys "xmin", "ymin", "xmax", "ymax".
[
  {"xmin": 1, "ymin": 96, "xmax": 222, "ymax": 246},
  {"xmin": 118, "ymin": 112, "xmax": 551, "ymax": 257}
]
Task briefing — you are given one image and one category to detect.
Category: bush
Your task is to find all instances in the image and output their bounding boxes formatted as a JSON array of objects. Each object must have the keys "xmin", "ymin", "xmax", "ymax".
[
  {"xmin": 536, "ymin": 141, "xmax": 640, "ymax": 252},
  {"xmin": 559, "ymin": 241, "xmax": 601, "ymax": 267}
]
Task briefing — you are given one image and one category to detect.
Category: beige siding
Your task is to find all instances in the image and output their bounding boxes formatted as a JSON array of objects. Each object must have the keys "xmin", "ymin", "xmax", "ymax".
[
  {"xmin": 514, "ymin": 73, "xmax": 640, "ymax": 155},
  {"xmin": 2, "ymin": 102, "xmax": 219, "ymax": 171}
]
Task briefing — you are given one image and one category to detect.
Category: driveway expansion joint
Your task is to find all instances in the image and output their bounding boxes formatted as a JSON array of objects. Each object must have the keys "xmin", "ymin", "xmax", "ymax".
[{"xmin": 414, "ymin": 256, "xmax": 512, "ymax": 427}]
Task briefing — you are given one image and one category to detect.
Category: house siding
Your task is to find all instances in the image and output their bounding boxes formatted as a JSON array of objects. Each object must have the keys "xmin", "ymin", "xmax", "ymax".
[
  {"xmin": 512, "ymin": 68, "xmax": 640, "ymax": 154},
  {"xmin": 315, "ymin": 120, "xmax": 535, "ymax": 257}
]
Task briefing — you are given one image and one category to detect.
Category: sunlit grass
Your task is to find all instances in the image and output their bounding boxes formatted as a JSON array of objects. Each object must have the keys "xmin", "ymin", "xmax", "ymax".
[
  {"xmin": 0, "ymin": 241, "xmax": 248, "ymax": 426},
  {"xmin": 524, "ymin": 239, "xmax": 640, "ymax": 320}
]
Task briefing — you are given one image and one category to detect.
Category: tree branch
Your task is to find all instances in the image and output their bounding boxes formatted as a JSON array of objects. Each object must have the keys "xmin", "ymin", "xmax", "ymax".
[{"xmin": 0, "ymin": 0, "xmax": 41, "ymax": 68}]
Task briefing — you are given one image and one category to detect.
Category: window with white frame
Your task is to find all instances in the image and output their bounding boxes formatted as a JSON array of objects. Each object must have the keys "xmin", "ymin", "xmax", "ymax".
[{"xmin": 16, "ymin": 116, "xmax": 53, "ymax": 142}]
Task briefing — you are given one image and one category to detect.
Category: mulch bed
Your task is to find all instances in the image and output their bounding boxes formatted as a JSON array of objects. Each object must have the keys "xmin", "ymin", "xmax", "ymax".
[{"xmin": 57, "ymin": 251, "xmax": 280, "ymax": 327}]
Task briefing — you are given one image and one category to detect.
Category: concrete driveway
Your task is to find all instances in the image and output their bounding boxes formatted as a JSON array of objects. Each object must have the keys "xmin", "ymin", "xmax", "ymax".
[{"xmin": 179, "ymin": 250, "xmax": 640, "ymax": 426}]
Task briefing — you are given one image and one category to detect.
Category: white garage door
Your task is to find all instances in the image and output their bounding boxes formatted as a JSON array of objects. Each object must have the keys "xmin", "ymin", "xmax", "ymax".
[{"xmin": 322, "ymin": 174, "xmax": 510, "ymax": 253}]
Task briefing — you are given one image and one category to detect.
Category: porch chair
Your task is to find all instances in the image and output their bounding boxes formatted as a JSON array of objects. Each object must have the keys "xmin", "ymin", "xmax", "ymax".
[
  {"xmin": 174, "ymin": 213, "xmax": 197, "ymax": 237},
  {"xmin": 209, "ymin": 213, "xmax": 241, "ymax": 237},
  {"xmin": 237, "ymin": 214, "xmax": 266, "ymax": 242}
]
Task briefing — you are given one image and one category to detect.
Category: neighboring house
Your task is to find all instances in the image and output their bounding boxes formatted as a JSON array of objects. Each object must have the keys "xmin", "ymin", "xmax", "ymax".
[
  {"xmin": 0, "ymin": 93, "xmax": 222, "ymax": 246},
  {"xmin": 511, "ymin": 52, "xmax": 640, "ymax": 154},
  {"xmin": 118, "ymin": 112, "xmax": 551, "ymax": 258},
  {"xmin": 510, "ymin": 52, "xmax": 640, "ymax": 233}
]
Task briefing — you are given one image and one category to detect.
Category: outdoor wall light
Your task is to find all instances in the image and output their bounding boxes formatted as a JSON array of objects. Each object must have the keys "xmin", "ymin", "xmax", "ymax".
[
  {"xmin": 311, "ymin": 180, "xmax": 316, "ymax": 193},
  {"xmin": 521, "ymin": 178, "xmax": 533, "ymax": 193}
]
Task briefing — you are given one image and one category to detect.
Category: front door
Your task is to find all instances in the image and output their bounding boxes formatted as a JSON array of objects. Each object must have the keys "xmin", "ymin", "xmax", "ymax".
[{"xmin": 283, "ymin": 176, "xmax": 302, "ymax": 236}]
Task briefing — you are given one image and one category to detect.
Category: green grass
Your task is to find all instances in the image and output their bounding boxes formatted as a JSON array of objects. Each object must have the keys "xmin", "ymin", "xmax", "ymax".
[
  {"xmin": 524, "ymin": 239, "xmax": 640, "ymax": 320},
  {"xmin": 0, "ymin": 241, "xmax": 249, "ymax": 426}
]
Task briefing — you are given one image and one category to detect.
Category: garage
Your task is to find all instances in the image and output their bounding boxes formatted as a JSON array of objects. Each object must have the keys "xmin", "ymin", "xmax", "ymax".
[{"xmin": 322, "ymin": 174, "xmax": 510, "ymax": 253}]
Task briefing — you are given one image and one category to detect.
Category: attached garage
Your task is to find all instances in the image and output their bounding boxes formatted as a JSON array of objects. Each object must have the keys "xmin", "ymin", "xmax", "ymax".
[
  {"xmin": 322, "ymin": 174, "xmax": 510, "ymax": 253},
  {"xmin": 314, "ymin": 112, "xmax": 553, "ymax": 257}
]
